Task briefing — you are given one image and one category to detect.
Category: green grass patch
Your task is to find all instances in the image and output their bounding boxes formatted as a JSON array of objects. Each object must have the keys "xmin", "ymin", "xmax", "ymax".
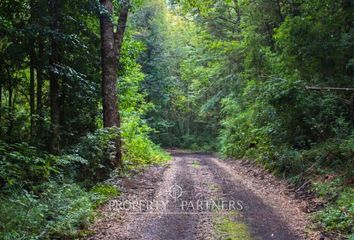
[
  {"xmin": 90, "ymin": 183, "xmax": 121, "ymax": 207},
  {"xmin": 315, "ymin": 187, "xmax": 354, "ymax": 238},
  {"xmin": 191, "ymin": 160, "xmax": 201, "ymax": 168},
  {"xmin": 214, "ymin": 212, "xmax": 253, "ymax": 240}
]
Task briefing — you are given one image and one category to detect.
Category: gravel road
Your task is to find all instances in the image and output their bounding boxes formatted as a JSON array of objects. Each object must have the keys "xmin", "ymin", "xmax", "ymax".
[{"xmin": 88, "ymin": 151, "xmax": 311, "ymax": 240}]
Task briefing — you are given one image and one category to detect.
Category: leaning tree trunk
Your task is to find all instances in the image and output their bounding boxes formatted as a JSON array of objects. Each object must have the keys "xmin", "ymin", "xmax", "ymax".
[
  {"xmin": 99, "ymin": 0, "xmax": 129, "ymax": 169},
  {"xmin": 49, "ymin": 0, "xmax": 61, "ymax": 154}
]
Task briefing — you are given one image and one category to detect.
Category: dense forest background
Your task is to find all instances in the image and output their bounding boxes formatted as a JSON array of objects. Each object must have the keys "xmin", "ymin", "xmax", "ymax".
[{"xmin": 0, "ymin": 0, "xmax": 353, "ymax": 239}]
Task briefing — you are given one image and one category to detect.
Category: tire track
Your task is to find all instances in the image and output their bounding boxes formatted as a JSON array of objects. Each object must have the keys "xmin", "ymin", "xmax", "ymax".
[{"xmin": 88, "ymin": 152, "xmax": 308, "ymax": 240}]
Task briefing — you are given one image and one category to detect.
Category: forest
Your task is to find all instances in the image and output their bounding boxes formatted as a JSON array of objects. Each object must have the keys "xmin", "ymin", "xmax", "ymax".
[{"xmin": 0, "ymin": 0, "xmax": 353, "ymax": 239}]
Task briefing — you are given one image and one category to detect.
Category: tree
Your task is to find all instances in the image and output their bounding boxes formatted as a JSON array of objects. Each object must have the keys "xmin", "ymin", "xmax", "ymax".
[
  {"xmin": 49, "ymin": 0, "xmax": 61, "ymax": 153},
  {"xmin": 99, "ymin": 0, "xmax": 130, "ymax": 168},
  {"xmin": 29, "ymin": 0, "xmax": 36, "ymax": 140}
]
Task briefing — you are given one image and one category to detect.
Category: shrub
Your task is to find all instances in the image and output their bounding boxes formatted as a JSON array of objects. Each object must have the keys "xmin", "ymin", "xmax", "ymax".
[
  {"xmin": 0, "ymin": 183, "xmax": 95, "ymax": 240},
  {"xmin": 90, "ymin": 183, "xmax": 120, "ymax": 207},
  {"xmin": 63, "ymin": 127, "xmax": 120, "ymax": 186},
  {"xmin": 316, "ymin": 188, "xmax": 354, "ymax": 237},
  {"xmin": 121, "ymin": 114, "xmax": 171, "ymax": 170},
  {"xmin": 0, "ymin": 141, "xmax": 57, "ymax": 188}
]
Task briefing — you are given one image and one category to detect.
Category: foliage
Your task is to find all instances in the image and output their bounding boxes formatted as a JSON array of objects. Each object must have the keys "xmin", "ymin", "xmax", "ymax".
[
  {"xmin": 65, "ymin": 127, "xmax": 120, "ymax": 186},
  {"xmin": 135, "ymin": 0, "xmax": 354, "ymax": 238},
  {"xmin": 122, "ymin": 115, "xmax": 171, "ymax": 168},
  {"xmin": 316, "ymin": 188, "xmax": 354, "ymax": 237},
  {"xmin": 0, "ymin": 0, "xmax": 353, "ymax": 238},
  {"xmin": 0, "ymin": 183, "xmax": 95, "ymax": 240},
  {"xmin": 0, "ymin": 123, "xmax": 166, "ymax": 239},
  {"xmin": 0, "ymin": 141, "xmax": 56, "ymax": 188},
  {"xmin": 0, "ymin": 0, "xmax": 101, "ymax": 146},
  {"xmin": 0, "ymin": 1, "xmax": 171, "ymax": 238},
  {"xmin": 119, "ymin": 26, "xmax": 171, "ymax": 169},
  {"xmin": 90, "ymin": 183, "xmax": 120, "ymax": 207}
]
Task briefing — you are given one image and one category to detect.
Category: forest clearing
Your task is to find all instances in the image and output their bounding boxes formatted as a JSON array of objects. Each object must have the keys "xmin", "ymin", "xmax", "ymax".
[{"xmin": 0, "ymin": 0, "xmax": 353, "ymax": 239}]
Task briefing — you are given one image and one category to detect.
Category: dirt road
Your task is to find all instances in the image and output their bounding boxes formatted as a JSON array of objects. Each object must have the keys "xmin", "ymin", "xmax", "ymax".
[{"xmin": 88, "ymin": 152, "xmax": 311, "ymax": 240}]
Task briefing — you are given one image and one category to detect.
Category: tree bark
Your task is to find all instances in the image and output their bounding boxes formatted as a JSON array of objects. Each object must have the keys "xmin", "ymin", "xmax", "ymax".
[
  {"xmin": 7, "ymin": 76, "xmax": 13, "ymax": 137},
  {"xmin": 49, "ymin": 0, "xmax": 61, "ymax": 153},
  {"xmin": 275, "ymin": 0, "xmax": 284, "ymax": 22},
  {"xmin": 100, "ymin": 0, "xmax": 119, "ymax": 128},
  {"xmin": 30, "ymin": 45, "xmax": 36, "ymax": 139},
  {"xmin": 115, "ymin": 3, "xmax": 129, "ymax": 67},
  {"xmin": 36, "ymin": 35, "xmax": 44, "ymax": 137},
  {"xmin": 114, "ymin": 2, "xmax": 129, "ymax": 165},
  {"xmin": 29, "ymin": 0, "xmax": 36, "ymax": 140},
  {"xmin": 0, "ymin": 76, "xmax": 2, "ymax": 120},
  {"xmin": 100, "ymin": 0, "xmax": 130, "ymax": 169}
]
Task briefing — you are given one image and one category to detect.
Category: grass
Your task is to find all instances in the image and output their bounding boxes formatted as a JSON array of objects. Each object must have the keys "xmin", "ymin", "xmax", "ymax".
[
  {"xmin": 214, "ymin": 211, "xmax": 253, "ymax": 240},
  {"xmin": 313, "ymin": 181, "xmax": 354, "ymax": 238},
  {"xmin": 191, "ymin": 160, "xmax": 201, "ymax": 168}
]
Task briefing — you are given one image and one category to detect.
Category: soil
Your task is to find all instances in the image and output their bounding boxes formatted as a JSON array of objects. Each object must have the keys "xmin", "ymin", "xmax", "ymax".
[{"xmin": 87, "ymin": 151, "xmax": 322, "ymax": 240}]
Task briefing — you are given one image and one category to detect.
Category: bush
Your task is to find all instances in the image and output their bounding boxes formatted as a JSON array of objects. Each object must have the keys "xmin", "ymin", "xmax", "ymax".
[
  {"xmin": 63, "ymin": 128, "xmax": 120, "ymax": 186},
  {"xmin": 316, "ymin": 188, "xmax": 354, "ymax": 237},
  {"xmin": 0, "ymin": 141, "xmax": 57, "ymax": 188},
  {"xmin": 121, "ymin": 110, "xmax": 170, "ymax": 170},
  {"xmin": 0, "ymin": 125, "xmax": 168, "ymax": 239},
  {"xmin": 90, "ymin": 183, "xmax": 120, "ymax": 207},
  {"xmin": 0, "ymin": 183, "xmax": 95, "ymax": 240},
  {"xmin": 218, "ymin": 78, "xmax": 354, "ymax": 238},
  {"xmin": 0, "ymin": 128, "xmax": 122, "ymax": 189}
]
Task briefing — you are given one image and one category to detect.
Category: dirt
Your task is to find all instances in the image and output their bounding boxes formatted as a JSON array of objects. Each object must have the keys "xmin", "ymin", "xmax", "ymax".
[{"xmin": 87, "ymin": 151, "xmax": 321, "ymax": 240}]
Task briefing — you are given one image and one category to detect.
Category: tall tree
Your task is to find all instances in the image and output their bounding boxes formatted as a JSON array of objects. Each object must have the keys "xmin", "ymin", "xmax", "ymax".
[
  {"xmin": 36, "ymin": 35, "xmax": 44, "ymax": 139},
  {"xmin": 49, "ymin": 0, "xmax": 61, "ymax": 153},
  {"xmin": 99, "ymin": 0, "xmax": 130, "ymax": 168},
  {"xmin": 0, "ymin": 68, "xmax": 4, "ymax": 122},
  {"xmin": 29, "ymin": 0, "xmax": 36, "ymax": 139},
  {"xmin": 0, "ymin": 73, "xmax": 2, "ymax": 120}
]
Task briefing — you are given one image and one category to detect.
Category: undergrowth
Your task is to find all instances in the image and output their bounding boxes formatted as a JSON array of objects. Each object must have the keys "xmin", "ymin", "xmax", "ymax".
[
  {"xmin": 219, "ymin": 93, "xmax": 354, "ymax": 238},
  {"xmin": 0, "ymin": 127, "xmax": 169, "ymax": 240}
]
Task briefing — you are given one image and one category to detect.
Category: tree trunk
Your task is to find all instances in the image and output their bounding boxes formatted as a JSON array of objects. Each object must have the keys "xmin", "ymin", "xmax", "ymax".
[
  {"xmin": 49, "ymin": 0, "xmax": 61, "ymax": 153},
  {"xmin": 30, "ymin": 45, "xmax": 36, "ymax": 139},
  {"xmin": 115, "ymin": 3, "xmax": 129, "ymax": 67},
  {"xmin": 114, "ymin": 2, "xmax": 129, "ymax": 165},
  {"xmin": 275, "ymin": 0, "xmax": 284, "ymax": 22},
  {"xmin": 60, "ymin": 75, "xmax": 67, "ymax": 146},
  {"xmin": 29, "ymin": 0, "xmax": 36, "ymax": 140},
  {"xmin": 100, "ymin": 0, "xmax": 126, "ymax": 169},
  {"xmin": 7, "ymin": 77, "xmax": 13, "ymax": 137},
  {"xmin": 100, "ymin": 0, "xmax": 119, "ymax": 128},
  {"xmin": 0, "ymin": 76, "xmax": 2, "ymax": 120},
  {"xmin": 36, "ymin": 35, "xmax": 44, "ymax": 138}
]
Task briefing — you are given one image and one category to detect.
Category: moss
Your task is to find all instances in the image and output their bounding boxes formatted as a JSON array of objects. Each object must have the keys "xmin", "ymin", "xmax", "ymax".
[
  {"xmin": 209, "ymin": 184, "xmax": 219, "ymax": 193},
  {"xmin": 214, "ymin": 212, "xmax": 253, "ymax": 240},
  {"xmin": 191, "ymin": 160, "xmax": 201, "ymax": 168}
]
